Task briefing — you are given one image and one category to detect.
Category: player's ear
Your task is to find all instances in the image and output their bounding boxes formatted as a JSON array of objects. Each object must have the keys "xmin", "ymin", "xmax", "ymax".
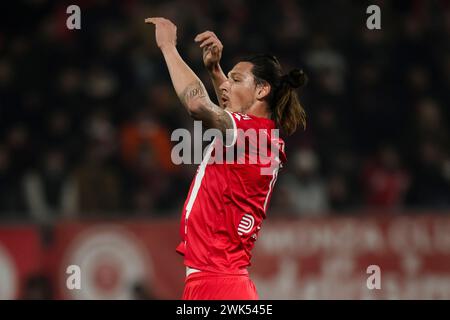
[{"xmin": 256, "ymin": 82, "xmax": 271, "ymax": 100}]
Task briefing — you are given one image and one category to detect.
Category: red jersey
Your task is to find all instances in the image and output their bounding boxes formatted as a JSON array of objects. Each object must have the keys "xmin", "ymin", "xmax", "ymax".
[{"xmin": 176, "ymin": 111, "xmax": 286, "ymax": 274}]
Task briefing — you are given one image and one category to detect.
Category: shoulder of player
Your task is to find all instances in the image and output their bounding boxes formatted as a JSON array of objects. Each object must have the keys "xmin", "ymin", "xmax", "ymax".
[
  {"xmin": 229, "ymin": 112, "xmax": 253, "ymax": 121},
  {"xmin": 229, "ymin": 112, "xmax": 274, "ymax": 126}
]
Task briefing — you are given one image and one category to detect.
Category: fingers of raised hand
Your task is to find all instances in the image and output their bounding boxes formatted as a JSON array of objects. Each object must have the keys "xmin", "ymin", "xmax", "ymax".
[
  {"xmin": 145, "ymin": 17, "xmax": 176, "ymax": 28},
  {"xmin": 200, "ymin": 37, "xmax": 217, "ymax": 48},
  {"xmin": 195, "ymin": 30, "xmax": 219, "ymax": 43}
]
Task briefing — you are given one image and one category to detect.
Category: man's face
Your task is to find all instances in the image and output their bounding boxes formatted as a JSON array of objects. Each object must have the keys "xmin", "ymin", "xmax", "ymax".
[{"xmin": 219, "ymin": 62, "xmax": 258, "ymax": 113}]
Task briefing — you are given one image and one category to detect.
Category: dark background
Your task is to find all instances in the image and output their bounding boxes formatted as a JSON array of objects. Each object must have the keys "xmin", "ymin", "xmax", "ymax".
[{"xmin": 1, "ymin": 0, "xmax": 449, "ymax": 222}]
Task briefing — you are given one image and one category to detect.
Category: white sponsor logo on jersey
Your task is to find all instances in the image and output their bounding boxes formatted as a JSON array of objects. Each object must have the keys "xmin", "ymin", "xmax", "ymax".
[{"xmin": 238, "ymin": 214, "xmax": 255, "ymax": 235}]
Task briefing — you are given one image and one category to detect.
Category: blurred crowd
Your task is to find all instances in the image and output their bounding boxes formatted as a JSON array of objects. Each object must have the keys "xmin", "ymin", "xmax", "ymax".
[{"xmin": 0, "ymin": 0, "xmax": 449, "ymax": 223}]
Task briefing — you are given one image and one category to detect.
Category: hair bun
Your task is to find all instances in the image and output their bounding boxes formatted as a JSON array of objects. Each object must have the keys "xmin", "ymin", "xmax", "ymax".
[{"xmin": 284, "ymin": 69, "xmax": 308, "ymax": 89}]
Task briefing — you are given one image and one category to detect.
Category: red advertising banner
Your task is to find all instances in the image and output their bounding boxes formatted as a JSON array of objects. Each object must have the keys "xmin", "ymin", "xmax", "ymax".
[
  {"xmin": 1, "ymin": 214, "xmax": 450, "ymax": 299},
  {"xmin": 50, "ymin": 219, "xmax": 185, "ymax": 299},
  {"xmin": 0, "ymin": 226, "xmax": 43, "ymax": 299},
  {"xmin": 251, "ymin": 215, "xmax": 450, "ymax": 299}
]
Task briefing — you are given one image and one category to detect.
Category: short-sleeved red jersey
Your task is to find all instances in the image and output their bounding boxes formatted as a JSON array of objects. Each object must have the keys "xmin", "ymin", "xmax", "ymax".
[{"xmin": 176, "ymin": 111, "xmax": 286, "ymax": 274}]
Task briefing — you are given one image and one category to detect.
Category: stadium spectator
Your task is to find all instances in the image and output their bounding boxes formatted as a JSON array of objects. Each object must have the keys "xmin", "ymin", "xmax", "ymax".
[
  {"xmin": 361, "ymin": 145, "xmax": 410, "ymax": 211},
  {"xmin": 0, "ymin": 145, "xmax": 28, "ymax": 217},
  {"xmin": 23, "ymin": 149, "xmax": 77, "ymax": 223},
  {"xmin": 277, "ymin": 149, "xmax": 329, "ymax": 215},
  {"xmin": 73, "ymin": 143, "xmax": 121, "ymax": 216}
]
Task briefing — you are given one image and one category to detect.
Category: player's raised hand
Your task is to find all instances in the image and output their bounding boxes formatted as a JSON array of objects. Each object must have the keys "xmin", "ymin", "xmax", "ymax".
[
  {"xmin": 194, "ymin": 31, "xmax": 223, "ymax": 72},
  {"xmin": 145, "ymin": 17, "xmax": 177, "ymax": 50}
]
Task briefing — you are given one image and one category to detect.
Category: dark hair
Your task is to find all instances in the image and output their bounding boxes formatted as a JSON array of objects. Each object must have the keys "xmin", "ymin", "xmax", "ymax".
[{"xmin": 241, "ymin": 54, "xmax": 307, "ymax": 135}]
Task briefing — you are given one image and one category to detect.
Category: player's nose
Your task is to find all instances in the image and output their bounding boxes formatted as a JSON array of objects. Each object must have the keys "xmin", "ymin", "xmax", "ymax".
[{"xmin": 219, "ymin": 80, "xmax": 229, "ymax": 92}]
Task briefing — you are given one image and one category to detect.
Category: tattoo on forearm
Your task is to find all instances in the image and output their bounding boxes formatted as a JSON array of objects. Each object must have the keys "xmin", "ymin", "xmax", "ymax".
[
  {"xmin": 178, "ymin": 81, "xmax": 232, "ymax": 134},
  {"xmin": 179, "ymin": 81, "xmax": 206, "ymax": 106}
]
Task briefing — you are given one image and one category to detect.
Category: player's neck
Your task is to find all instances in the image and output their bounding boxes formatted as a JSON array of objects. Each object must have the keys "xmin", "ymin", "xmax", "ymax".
[{"xmin": 245, "ymin": 101, "xmax": 271, "ymax": 119}]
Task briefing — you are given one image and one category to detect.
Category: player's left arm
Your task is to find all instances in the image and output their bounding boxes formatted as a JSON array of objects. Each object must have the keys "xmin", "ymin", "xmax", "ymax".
[{"xmin": 145, "ymin": 17, "xmax": 233, "ymax": 134}]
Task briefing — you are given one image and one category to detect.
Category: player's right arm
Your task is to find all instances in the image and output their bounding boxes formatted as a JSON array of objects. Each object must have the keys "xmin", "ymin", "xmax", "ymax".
[
  {"xmin": 195, "ymin": 31, "xmax": 227, "ymax": 108},
  {"xmin": 145, "ymin": 18, "xmax": 233, "ymax": 136}
]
